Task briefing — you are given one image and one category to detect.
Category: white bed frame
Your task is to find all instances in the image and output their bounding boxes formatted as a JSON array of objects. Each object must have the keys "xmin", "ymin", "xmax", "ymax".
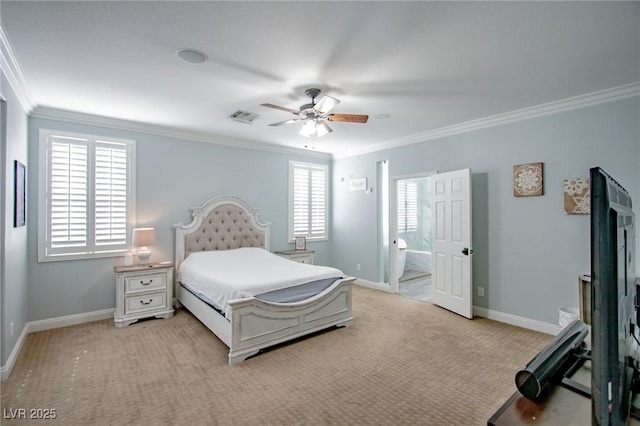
[{"xmin": 175, "ymin": 195, "xmax": 354, "ymax": 364}]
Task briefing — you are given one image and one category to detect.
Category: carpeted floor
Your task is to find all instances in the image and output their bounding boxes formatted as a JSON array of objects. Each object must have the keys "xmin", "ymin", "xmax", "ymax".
[{"xmin": 0, "ymin": 285, "xmax": 551, "ymax": 425}]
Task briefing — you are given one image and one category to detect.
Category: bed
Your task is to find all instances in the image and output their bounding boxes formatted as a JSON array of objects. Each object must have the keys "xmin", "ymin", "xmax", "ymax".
[{"xmin": 174, "ymin": 195, "xmax": 355, "ymax": 364}]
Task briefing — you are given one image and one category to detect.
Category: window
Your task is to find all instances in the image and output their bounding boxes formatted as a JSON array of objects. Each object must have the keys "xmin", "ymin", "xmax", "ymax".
[
  {"xmin": 397, "ymin": 180, "xmax": 418, "ymax": 232},
  {"xmin": 39, "ymin": 130, "xmax": 136, "ymax": 261},
  {"xmin": 289, "ymin": 161, "xmax": 328, "ymax": 241}
]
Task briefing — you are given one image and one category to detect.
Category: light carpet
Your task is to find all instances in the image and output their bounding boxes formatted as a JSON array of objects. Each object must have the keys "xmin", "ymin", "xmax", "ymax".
[{"xmin": 0, "ymin": 285, "xmax": 550, "ymax": 425}]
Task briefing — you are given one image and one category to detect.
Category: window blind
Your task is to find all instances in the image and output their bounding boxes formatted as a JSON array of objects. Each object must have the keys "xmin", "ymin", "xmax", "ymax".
[
  {"xmin": 290, "ymin": 162, "xmax": 328, "ymax": 240},
  {"xmin": 94, "ymin": 142, "xmax": 128, "ymax": 246},
  {"xmin": 40, "ymin": 130, "xmax": 135, "ymax": 261},
  {"xmin": 50, "ymin": 138, "xmax": 88, "ymax": 249},
  {"xmin": 397, "ymin": 180, "xmax": 418, "ymax": 232}
]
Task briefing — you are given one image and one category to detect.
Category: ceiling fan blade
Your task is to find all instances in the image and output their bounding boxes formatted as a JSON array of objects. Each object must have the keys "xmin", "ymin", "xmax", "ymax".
[
  {"xmin": 260, "ymin": 103, "xmax": 300, "ymax": 115},
  {"xmin": 268, "ymin": 118, "xmax": 304, "ymax": 127},
  {"xmin": 314, "ymin": 95, "xmax": 340, "ymax": 115},
  {"xmin": 327, "ymin": 114, "xmax": 369, "ymax": 123}
]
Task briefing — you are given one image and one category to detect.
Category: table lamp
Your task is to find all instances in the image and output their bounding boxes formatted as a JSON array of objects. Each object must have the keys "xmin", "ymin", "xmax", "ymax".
[{"xmin": 132, "ymin": 227, "xmax": 155, "ymax": 265}]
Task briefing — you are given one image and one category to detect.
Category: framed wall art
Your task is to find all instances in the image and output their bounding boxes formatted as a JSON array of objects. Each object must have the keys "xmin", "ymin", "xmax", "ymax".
[
  {"xmin": 14, "ymin": 160, "xmax": 26, "ymax": 227},
  {"xmin": 513, "ymin": 162, "xmax": 544, "ymax": 197},
  {"xmin": 294, "ymin": 236, "xmax": 306, "ymax": 250},
  {"xmin": 563, "ymin": 177, "xmax": 590, "ymax": 214}
]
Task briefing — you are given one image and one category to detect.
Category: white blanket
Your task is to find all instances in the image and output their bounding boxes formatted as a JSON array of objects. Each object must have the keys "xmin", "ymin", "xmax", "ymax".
[{"xmin": 178, "ymin": 247, "xmax": 344, "ymax": 318}]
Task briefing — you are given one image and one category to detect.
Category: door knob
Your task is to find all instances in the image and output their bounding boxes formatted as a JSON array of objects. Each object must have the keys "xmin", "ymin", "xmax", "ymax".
[{"xmin": 462, "ymin": 248, "xmax": 473, "ymax": 255}]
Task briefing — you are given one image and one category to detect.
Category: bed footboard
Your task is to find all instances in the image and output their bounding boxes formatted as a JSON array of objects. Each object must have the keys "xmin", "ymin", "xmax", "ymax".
[{"xmin": 227, "ymin": 277, "xmax": 354, "ymax": 364}]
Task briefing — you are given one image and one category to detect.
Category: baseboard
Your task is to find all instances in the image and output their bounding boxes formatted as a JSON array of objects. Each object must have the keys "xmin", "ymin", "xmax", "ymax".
[
  {"xmin": 0, "ymin": 324, "xmax": 29, "ymax": 381},
  {"xmin": 353, "ymin": 278, "xmax": 393, "ymax": 292},
  {"xmin": 353, "ymin": 279, "xmax": 560, "ymax": 335},
  {"xmin": 473, "ymin": 306, "xmax": 561, "ymax": 335},
  {"xmin": 1, "ymin": 308, "xmax": 115, "ymax": 381},
  {"xmin": 28, "ymin": 308, "xmax": 115, "ymax": 333}
]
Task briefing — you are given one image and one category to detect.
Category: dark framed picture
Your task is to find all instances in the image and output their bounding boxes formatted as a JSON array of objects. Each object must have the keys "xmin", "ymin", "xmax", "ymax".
[
  {"xmin": 14, "ymin": 160, "xmax": 26, "ymax": 227},
  {"xmin": 294, "ymin": 236, "xmax": 306, "ymax": 250}
]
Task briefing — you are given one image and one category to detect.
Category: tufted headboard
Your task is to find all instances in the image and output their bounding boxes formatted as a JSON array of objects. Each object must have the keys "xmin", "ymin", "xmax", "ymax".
[{"xmin": 174, "ymin": 196, "xmax": 270, "ymax": 270}]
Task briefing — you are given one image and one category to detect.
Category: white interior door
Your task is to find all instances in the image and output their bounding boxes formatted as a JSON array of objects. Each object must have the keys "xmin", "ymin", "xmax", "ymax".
[{"xmin": 431, "ymin": 168, "xmax": 473, "ymax": 319}]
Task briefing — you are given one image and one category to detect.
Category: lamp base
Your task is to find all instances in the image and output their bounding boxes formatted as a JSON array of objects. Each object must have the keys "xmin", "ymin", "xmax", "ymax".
[{"xmin": 137, "ymin": 248, "xmax": 151, "ymax": 265}]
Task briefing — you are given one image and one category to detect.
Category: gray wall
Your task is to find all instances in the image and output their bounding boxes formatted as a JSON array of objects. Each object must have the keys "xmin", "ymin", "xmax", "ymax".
[
  {"xmin": 331, "ymin": 96, "xmax": 640, "ymax": 325},
  {"xmin": 1, "ymin": 73, "xmax": 30, "ymax": 367},
  {"xmin": 2, "ymin": 90, "xmax": 639, "ymax": 368},
  {"xmin": 26, "ymin": 117, "xmax": 331, "ymax": 321}
]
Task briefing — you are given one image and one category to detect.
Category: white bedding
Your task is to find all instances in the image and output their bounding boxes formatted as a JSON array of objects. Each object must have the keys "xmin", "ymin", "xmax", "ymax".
[{"xmin": 178, "ymin": 247, "xmax": 344, "ymax": 318}]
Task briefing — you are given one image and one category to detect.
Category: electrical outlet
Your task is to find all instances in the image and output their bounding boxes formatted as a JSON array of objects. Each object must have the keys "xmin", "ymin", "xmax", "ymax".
[
  {"xmin": 10, "ymin": 321, "xmax": 14, "ymax": 337},
  {"xmin": 478, "ymin": 287, "xmax": 485, "ymax": 297},
  {"xmin": 356, "ymin": 264, "xmax": 361, "ymax": 271}
]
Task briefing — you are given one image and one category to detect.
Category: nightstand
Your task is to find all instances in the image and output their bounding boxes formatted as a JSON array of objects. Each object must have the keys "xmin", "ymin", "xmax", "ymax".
[
  {"xmin": 114, "ymin": 263, "xmax": 174, "ymax": 327},
  {"xmin": 274, "ymin": 249, "xmax": 315, "ymax": 265}
]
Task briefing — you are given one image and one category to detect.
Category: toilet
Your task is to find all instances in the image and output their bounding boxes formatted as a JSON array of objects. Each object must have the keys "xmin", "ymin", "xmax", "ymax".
[{"xmin": 397, "ymin": 238, "xmax": 407, "ymax": 279}]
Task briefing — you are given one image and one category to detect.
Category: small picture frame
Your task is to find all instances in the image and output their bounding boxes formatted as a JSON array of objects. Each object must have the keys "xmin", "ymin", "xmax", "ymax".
[
  {"xmin": 294, "ymin": 237, "xmax": 306, "ymax": 250},
  {"xmin": 14, "ymin": 160, "xmax": 26, "ymax": 227}
]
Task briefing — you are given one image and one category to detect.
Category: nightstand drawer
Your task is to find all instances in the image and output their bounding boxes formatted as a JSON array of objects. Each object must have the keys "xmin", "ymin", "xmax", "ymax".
[
  {"xmin": 114, "ymin": 263, "xmax": 174, "ymax": 327},
  {"xmin": 125, "ymin": 272, "xmax": 166, "ymax": 293},
  {"xmin": 125, "ymin": 292, "xmax": 167, "ymax": 314}
]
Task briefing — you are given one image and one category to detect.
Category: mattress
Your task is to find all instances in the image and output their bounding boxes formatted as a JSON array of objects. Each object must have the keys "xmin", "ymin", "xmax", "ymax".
[{"xmin": 178, "ymin": 247, "xmax": 344, "ymax": 318}]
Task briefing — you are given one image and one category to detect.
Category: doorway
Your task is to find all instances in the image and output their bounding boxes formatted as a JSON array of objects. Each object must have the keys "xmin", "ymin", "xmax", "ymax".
[{"xmin": 391, "ymin": 173, "xmax": 433, "ymax": 300}]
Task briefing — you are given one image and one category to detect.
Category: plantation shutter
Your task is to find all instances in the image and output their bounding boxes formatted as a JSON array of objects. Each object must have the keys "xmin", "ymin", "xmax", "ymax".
[
  {"xmin": 94, "ymin": 141, "xmax": 128, "ymax": 246},
  {"xmin": 310, "ymin": 167, "xmax": 326, "ymax": 237},
  {"xmin": 397, "ymin": 181, "xmax": 406, "ymax": 233},
  {"xmin": 40, "ymin": 130, "xmax": 135, "ymax": 261},
  {"xmin": 49, "ymin": 137, "xmax": 88, "ymax": 250},
  {"xmin": 406, "ymin": 181, "xmax": 418, "ymax": 231},
  {"xmin": 292, "ymin": 166, "xmax": 310, "ymax": 235},
  {"xmin": 398, "ymin": 180, "xmax": 418, "ymax": 232},
  {"xmin": 290, "ymin": 162, "xmax": 328, "ymax": 240}
]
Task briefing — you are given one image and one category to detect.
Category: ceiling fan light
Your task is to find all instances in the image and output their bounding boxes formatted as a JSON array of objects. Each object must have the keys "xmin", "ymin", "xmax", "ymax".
[
  {"xmin": 299, "ymin": 120, "xmax": 316, "ymax": 137},
  {"xmin": 316, "ymin": 121, "xmax": 332, "ymax": 137},
  {"xmin": 314, "ymin": 95, "xmax": 340, "ymax": 114}
]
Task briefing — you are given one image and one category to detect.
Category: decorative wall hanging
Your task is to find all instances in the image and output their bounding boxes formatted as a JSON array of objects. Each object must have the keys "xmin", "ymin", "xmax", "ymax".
[
  {"xmin": 563, "ymin": 177, "xmax": 590, "ymax": 214},
  {"xmin": 513, "ymin": 162, "xmax": 544, "ymax": 197},
  {"xmin": 348, "ymin": 177, "xmax": 367, "ymax": 191}
]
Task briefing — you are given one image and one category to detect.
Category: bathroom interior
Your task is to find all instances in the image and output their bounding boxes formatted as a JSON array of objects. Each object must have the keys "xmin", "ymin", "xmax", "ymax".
[{"xmin": 396, "ymin": 175, "xmax": 433, "ymax": 301}]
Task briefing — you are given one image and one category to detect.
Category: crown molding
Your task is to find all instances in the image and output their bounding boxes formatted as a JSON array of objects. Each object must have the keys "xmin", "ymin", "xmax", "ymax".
[
  {"xmin": 30, "ymin": 106, "xmax": 331, "ymax": 160},
  {"xmin": 0, "ymin": 25, "xmax": 36, "ymax": 113},
  {"xmin": 333, "ymin": 82, "xmax": 640, "ymax": 159}
]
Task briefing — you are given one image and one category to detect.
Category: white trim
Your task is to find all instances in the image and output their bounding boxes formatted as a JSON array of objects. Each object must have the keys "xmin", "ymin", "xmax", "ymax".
[
  {"xmin": 28, "ymin": 308, "xmax": 115, "ymax": 333},
  {"xmin": 473, "ymin": 306, "xmax": 561, "ymax": 336},
  {"xmin": 334, "ymin": 82, "xmax": 640, "ymax": 159},
  {"xmin": 0, "ymin": 308, "xmax": 114, "ymax": 381},
  {"xmin": 0, "ymin": 25, "xmax": 36, "ymax": 113},
  {"xmin": 353, "ymin": 278, "xmax": 393, "ymax": 292},
  {"xmin": 31, "ymin": 106, "xmax": 331, "ymax": 160},
  {"xmin": 0, "ymin": 323, "xmax": 29, "ymax": 381}
]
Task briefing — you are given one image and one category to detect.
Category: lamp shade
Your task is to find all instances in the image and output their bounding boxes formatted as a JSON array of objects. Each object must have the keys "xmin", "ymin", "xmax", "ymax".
[{"xmin": 132, "ymin": 227, "xmax": 156, "ymax": 247}]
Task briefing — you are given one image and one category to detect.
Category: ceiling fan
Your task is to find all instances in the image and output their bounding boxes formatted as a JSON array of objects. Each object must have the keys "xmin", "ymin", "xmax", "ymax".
[{"xmin": 261, "ymin": 88, "xmax": 368, "ymax": 138}]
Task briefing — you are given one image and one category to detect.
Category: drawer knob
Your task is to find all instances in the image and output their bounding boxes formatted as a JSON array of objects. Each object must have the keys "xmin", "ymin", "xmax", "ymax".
[
  {"xmin": 139, "ymin": 299, "xmax": 153, "ymax": 305},
  {"xmin": 140, "ymin": 280, "xmax": 153, "ymax": 286}
]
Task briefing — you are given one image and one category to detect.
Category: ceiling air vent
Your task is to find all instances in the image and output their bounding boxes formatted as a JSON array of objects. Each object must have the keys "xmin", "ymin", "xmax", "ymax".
[{"xmin": 229, "ymin": 111, "xmax": 258, "ymax": 124}]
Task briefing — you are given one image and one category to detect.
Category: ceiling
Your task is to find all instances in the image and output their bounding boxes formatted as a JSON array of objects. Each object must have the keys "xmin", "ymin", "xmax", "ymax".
[{"xmin": 1, "ymin": 1, "xmax": 639, "ymax": 157}]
